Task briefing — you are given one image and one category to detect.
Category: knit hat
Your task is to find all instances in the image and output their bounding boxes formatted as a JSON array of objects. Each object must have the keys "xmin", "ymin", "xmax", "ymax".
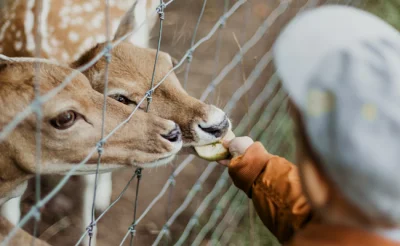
[{"xmin": 273, "ymin": 5, "xmax": 400, "ymax": 224}]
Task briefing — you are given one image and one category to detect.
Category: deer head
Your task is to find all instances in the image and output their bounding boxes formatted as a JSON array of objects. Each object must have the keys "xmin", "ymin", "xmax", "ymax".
[
  {"xmin": 71, "ymin": 3, "xmax": 231, "ymax": 151},
  {"xmin": 0, "ymin": 57, "xmax": 182, "ymax": 202}
]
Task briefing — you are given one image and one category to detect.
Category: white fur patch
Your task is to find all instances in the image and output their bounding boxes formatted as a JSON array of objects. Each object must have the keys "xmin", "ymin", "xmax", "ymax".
[
  {"xmin": 25, "ymin": 0, "xmax": 36, "ymax": 52},
  {"xmin": 82, "ymin": 3, "xmax": 94, "ymax": 12},
  {"xmin": 14, "ymin": 41, "xmax": 23, "ymax": 51},
  {"xmin": 91, "ymin": 14, "xmax": 104, "ymax": 29},
  {"xmin": 68, "ymin": 31, "xmax": 80, "ymax": 43},
  {"xmin": 40, "ymin": 0, "xmax": 52, "ymax": 55},
  {"xmin": 1, "ymin": 196, "xmax": 22, "ymax": 225}
]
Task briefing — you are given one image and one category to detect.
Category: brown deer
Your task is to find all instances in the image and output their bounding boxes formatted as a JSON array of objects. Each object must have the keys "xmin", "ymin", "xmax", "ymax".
[
  {"xmin": 0, "ymin": 56, "xmax": 183, "ymax": 245},
  {"xmin": 0, "ymin": 0, "xmax": 231, "ymax": 244}
]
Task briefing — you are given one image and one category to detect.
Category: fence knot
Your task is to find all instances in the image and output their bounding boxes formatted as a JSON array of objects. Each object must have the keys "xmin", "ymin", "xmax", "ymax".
[
  {"xmin": 219, "ymin": 16, "xmax": 227, "ymax": 27},
  {"xmin": 145, "ymin": 89, "xmax": 153, "ymax": 104},
  {"xmin": 129, "ymin": 224, "xmax": 137, "ymax": 236},
  {"xmin": 96, "ymin": 140, "xmax": 105, "ymax": 155},
  {"xmin": 194, "ymin": 182, "xmax": 202, "ymax": 192},
  {"xmin": 186, "ymin": 50, "xmax": 194, "ymax": 62},
  {"xmin": 32, "ymin": 205, "xmax": 41, "ymax": 221},
  {"xmin": 135, "ymin": 168, "xmax": 143, "ymax": 179},
  {"xmin": 162, "ymin": 225, "xmax": 170, "ymax": 236},
  {"xmin": 104, "ymin": 43, "xmax": 113, "ymax": 63},
  {"xmin": 32, "ymin": 98, "xmax": 43, "ymax": 114},
  {"xmin": 156, "ymin": 2, "xmax": 166, "ymax": 20},
  {"xmin": 168, "ymin": 175, "xmax": 176, "ymax": 186},
  {"xmin": 191, "ymin": 215, "xmax": 199, "ymax": 225},
  {"xmin": 86, "ymin": 222, "xmax": 96, "ymax": 237}
]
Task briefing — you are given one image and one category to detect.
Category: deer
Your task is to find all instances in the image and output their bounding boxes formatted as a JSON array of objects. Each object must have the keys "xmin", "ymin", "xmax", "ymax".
[
  {"xmin": 0, "ymin": 0, "xmax": 232, "ymax": 245},
  {"xmin": 0, "ymin": 56, "xmax": 183, "ymax": 245}
]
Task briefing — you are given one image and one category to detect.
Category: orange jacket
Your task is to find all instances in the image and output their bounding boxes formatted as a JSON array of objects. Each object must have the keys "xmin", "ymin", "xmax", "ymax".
[{"xmin": 228, "ymin": 142, "xmax": 400, "ymax": 246}]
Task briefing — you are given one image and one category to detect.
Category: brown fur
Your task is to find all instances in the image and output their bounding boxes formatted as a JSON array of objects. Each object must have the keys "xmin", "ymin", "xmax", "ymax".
[
  {"xmin": 0, "ymin": 1, "xmax": 229, "ymax": 243},
  {"xmin": 0, "ymin": 216, "xmax": 50, "ymax": 246},
  {"xmin": 0, "ymin": 0, "xmax": 142, "ymax": 61},
  {"xmin": 71, "ymin": 42, "xmax": 211, "ymax": 144},
  {"xmin": 0, "ymin": 0, "xmax": 226, "ymax": 146},
  {"xmin": 0, "ymin": 59, "xmax": 180, "ymax": 243}
]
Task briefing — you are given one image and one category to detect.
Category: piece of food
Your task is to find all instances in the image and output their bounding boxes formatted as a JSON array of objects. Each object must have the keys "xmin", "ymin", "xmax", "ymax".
[{"xmin": 194, "ymin": 130, "xmax": 236, "ymax": 161}]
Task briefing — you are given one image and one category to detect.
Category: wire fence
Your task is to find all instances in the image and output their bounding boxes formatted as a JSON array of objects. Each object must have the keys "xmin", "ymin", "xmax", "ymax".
[{"xmin": 0, "ymin": 0, "xmax": 372, "ymax": 245}]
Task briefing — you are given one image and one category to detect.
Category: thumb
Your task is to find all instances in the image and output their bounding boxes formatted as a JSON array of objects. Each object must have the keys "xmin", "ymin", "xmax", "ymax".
[{"xmin": 222, "ymin": 139, "xmax": 232, "ymax": 148}]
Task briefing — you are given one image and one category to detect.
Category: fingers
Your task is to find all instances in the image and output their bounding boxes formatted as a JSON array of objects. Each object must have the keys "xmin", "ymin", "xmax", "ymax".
[
  {"xmin": 229, "ymin": 136, "xmax": 254, "ymax": 157},
  {"xmin": 217, "ymin": 159, "xmax": 230, "ymax": 166},
  {"xmin": 222, "ymin": 139, "xmax": 231, "ymax": 148},
  {"xmin": 218, "ymin": 136, "xmax": 255, "ymax": 167}
]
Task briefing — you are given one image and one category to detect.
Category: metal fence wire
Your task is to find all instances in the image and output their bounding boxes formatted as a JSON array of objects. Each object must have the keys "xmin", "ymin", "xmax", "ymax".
[{"xmin": 0, "ymin": 0, "xmax": 370, "ymax": 245}]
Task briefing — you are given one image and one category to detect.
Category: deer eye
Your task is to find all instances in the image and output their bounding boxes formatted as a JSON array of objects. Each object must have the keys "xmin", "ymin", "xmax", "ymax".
[
  {"xmin": 109, "ymin": 94, "xmax": 137, "ymax": 105},
  {"xmin": 50, "ymin": 110, "xmax": 78, "ymax": 130}
]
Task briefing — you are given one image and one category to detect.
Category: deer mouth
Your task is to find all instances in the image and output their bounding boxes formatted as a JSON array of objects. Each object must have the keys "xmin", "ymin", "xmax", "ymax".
[{"xmin": 186, "ymin": 105, "xmax": 232, "ymax": 147}]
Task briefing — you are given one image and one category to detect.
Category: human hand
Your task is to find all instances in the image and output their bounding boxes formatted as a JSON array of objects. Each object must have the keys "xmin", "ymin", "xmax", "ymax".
[{"xmin": 218, "ymin": 136, "xmax": 254, "ymax": 166}]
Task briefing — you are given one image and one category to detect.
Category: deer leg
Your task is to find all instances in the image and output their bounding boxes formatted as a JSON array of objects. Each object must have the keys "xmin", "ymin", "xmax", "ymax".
[{"xmin": 83, "ymin": 175, "xmax": 98, "ymax": 246}]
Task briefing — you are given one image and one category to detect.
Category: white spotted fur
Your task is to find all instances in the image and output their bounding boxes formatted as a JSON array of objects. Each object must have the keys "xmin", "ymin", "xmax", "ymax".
[{"xmin": 0, "ymin": 1, "xmax": 159, "ymax": 246}]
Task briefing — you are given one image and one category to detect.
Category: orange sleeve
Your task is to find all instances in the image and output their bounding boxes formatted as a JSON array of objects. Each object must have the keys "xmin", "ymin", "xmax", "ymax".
[{"xmin": 228, "ymin": 142, "xmax": 312, "ymax": 243}]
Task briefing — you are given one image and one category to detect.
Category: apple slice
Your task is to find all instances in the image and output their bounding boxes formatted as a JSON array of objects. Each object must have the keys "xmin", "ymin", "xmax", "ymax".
[{"xmin": 194, "ymin": 130, "xmax": 236, "ymax": 161}]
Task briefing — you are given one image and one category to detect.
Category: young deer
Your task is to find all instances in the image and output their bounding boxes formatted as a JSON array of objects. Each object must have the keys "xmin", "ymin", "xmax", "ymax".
[
  {"xmin": 0, "ymin": 0, "xmax": 231, "ymax": 244},
  {"xmin": 0, "ymin": 56, "xmax": 183, "ymax": 245}
]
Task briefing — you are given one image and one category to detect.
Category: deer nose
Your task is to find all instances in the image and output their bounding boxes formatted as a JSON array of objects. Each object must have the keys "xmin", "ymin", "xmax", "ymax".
[
  {"xmin": 199, "ymin": 116, "xmax": 229, "ymax": 138},
  {"xmin": 161, "ymin": 124, "xmax": 182, "ymax": 143}
]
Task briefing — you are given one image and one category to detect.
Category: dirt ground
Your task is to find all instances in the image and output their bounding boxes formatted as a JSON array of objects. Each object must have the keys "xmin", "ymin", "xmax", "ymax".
[{"xmin": 18, "ymin": 0, "xmax": 318, "ymax": 245}]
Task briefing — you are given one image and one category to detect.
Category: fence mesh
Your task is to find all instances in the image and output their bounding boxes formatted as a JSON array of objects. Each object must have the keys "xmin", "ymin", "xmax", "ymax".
[{"xmin": 0, "ymin": 0, "xmax": 390, "ymax": 245}]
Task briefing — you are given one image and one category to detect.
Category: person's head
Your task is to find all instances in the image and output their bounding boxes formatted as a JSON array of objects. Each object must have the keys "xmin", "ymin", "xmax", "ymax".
[{"xmin": 274, "ymin": 5, "xmax": 400, "ymax": 228}]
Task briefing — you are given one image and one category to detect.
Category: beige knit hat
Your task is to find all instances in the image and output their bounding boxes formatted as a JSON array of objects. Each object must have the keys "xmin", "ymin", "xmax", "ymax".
[{"xmin": 273, "ymin": 5, "xmax": 400, "ymax": 224}]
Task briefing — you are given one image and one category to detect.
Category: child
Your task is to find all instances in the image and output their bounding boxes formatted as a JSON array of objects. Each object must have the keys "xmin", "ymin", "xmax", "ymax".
[{"xmin": 220, "ymin": 5, "xmax": 400, "ymax": 246}]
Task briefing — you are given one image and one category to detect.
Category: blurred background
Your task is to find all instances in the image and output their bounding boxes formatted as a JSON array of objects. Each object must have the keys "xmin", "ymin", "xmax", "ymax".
[{"xmin": 13, "ymin": 0, "xmax": 398, "ymax": 245}]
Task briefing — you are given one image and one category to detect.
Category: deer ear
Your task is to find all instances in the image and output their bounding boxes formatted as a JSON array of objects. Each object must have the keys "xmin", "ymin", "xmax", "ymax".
[
  {"xmin": 113, "ymin": 0, "xmax": 159, "ymax": 48},
  {"xmin": 113, "ymin": 1, "xmax": 139, "ymax": 42},
  {"xmin": 171, "ymin": 56, "xmax": 179, "ymax": 67}
]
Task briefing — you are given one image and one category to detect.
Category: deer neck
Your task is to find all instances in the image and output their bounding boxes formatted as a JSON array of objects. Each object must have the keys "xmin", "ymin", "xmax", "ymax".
[{"xmin": 0, "ymin": 157, "xmax": 32, "ymax": 206}]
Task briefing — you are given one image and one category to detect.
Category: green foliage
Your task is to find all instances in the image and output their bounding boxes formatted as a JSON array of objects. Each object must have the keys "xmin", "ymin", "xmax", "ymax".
[{"xmin": 363, "ymin": 0, "xmax": 400, "ymax": 30}]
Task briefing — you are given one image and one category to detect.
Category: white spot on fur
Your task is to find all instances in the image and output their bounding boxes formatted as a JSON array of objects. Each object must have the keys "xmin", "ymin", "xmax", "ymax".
[
  {"xmin": 68, "ymin": 31, "xmax": 80, "ymax": 43},
  {"xmin": 25, "ymin": 0, "xmax": 36, "ymax": 52},
  {"xmin": 61, "ymin": 51, "xmax": 70, "ymax": 62},
  {"xmin": 95, "ymin": 35, "xmax": 106, "ymax": 43},
  {"xmin": 72, "ymin": 53, "xmax": 80, "ymax": 61},
  {"xmin": 81, "ymin": 37, "xmax": 95, "ymax": 51},
  {"xmin": 14, "ymin": 41, "xmax": 23, "ymax": 51},
  {"xmin": 15, "ymin": 31, "xmax": 21, "ymax": 38},
  {"xmin": 40, "ymin": 0, "xmax": 52, "ymax": 54},
  {"xmin": 82, "ymin": 3, "xmax": 94, "ymax": 12},
  {"xmin": 50, "ymin": 38, "xmax": 61, "ymax": 47},
  {"xmin": 71, "ymin": 5, "xmax": 83, "ymax": 14},
  {"xmin": 59, "ymin": 6, "xmax": 71, "ymax": 29},
  {"xmin": 70, "ymin": 17, "xmax": 84, "ymax": 26},
  {"xmin": 91, "ymin": 14, "xmax": 104, "ymax": 29}
]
